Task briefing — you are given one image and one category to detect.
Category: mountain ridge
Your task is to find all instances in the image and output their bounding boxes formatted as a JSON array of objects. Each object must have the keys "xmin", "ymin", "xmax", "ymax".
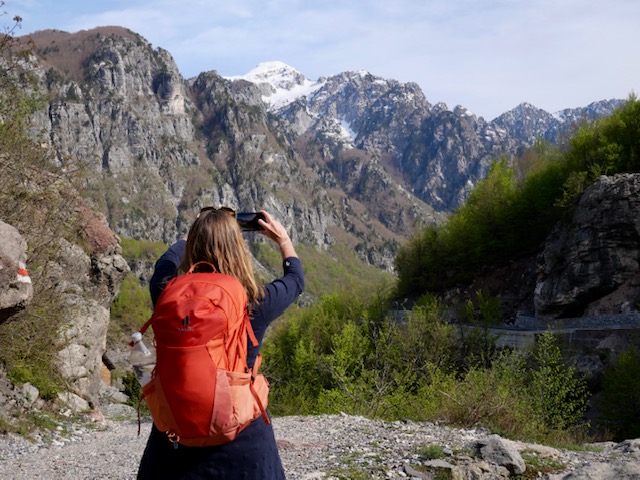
[
  {"xmin": 20, "ymin": 27, "xmax": 626, "ymax": 271},
  {"xmin": 225, "ymin": 59, "xmax": 624, "ymax": 123}
]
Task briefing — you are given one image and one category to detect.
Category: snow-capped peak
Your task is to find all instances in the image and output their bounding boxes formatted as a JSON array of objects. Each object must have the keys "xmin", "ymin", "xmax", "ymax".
[
  {"xmin": 225, "ymin": 61, "xmax": 323, "ymax": 111},
  {"xmin": 231, "ymin": 61, "xmax": 303, "ymax": 88}
]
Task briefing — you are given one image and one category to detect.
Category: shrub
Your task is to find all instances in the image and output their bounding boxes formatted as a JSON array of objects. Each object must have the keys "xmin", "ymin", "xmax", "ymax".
[
  {"xmin": 437, "ymin": 350, "xmax": 542, "ymax": 439},
  {"xmin": 120, "ymin": 237, "xmax": 167, "ymax": 261},
  {"xmin": 262, "ymin": 290, "xmax": 459, "ymax": 418},
  {"xmin": 108, "ymin": 272, "xmax": 154, "ymax": 347},
  {"xmin": 415, "ymin": 444, "xmax": 446, "ymax": 461},
  {"xmin": 0, "ymin": 15, "xmax": 85, "ymax": 411},
  {"xmin": 459, "ymin": 289, "xmax": 503, "ymax": 369},
  {"xmin": 599, "ymin": 347, "xmax": 640, "ymax": 441},
  {"xmin": 263, "ymin": 288, "xmax": 592, "ymax": 445}
]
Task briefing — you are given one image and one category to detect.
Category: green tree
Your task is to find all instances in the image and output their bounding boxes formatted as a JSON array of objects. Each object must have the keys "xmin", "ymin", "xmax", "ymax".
[
  {"xmin": 460, "ymin": 289, "xmax": 502, "ymax": 369},
  {"xmin": 600, "ymin": 348, "xmax": 640, "ymax": 440},
  {"xmin": 528, "ymin": 331, "xmax": 589, "ymax": 431}
]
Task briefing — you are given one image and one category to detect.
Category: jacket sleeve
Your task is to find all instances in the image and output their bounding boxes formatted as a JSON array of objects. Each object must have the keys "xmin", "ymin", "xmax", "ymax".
[
  {"xmin": 254, "ymin": 257, "xmax": 305, "ymax": 328},
  {"xmin": 149, "ymin": 240, "xmax": 186, "ymax": 307}
]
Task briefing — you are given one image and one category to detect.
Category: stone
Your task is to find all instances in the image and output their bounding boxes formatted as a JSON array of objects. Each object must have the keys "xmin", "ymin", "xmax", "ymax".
[
  {"xmin": 21, "ymin": 382, "xmax": 40, "ymax": 406},
  {"xmin": 547, "ymin": 460, "xmax": 640, "ymax": 480},
  {"xmin": 0, "ymin": 220, "xmax": 33, "ymax": 323},
  {"xmin": 57, "ymin": 391, "xmax": 91, "ymax": 413},
  {"xmin": 100, "ymin": 403, "xmax": 136, "ymax": 419},
  {"xmin": 477, "ymin": 434, "xmax": 526, "ymax": 475}
]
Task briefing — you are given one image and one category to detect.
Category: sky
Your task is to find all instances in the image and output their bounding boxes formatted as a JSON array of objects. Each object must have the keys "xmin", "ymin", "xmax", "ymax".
[{"xmin": 7, "ymin": 0, "xmax": 640, "ymax": 120}]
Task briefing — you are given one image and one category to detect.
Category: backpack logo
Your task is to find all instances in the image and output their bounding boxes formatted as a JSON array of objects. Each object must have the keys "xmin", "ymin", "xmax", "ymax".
[{"xmin": 178, "ymin": 315, "xmax": 194, "ymax": 332}]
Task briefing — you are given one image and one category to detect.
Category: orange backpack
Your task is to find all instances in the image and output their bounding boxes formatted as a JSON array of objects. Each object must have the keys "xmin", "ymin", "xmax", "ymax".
[{"xmin": 137, "ymin": 262, "xmax": 269, "ymax": 448}]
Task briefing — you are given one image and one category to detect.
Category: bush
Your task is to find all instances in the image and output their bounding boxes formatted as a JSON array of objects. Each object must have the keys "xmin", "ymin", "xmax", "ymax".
[
  {"xmin": 262, "ymin": 285, "xmax": 594, "ymax": 445},
  {"xmin": 436, "ymin": 350, "xmax": 542, "ymax": 439},
  {"xmin": 0, "ymin": 16, "xmax": 85, "ymax": 410},
  {"xmin": 459, "ymin": 289, "xmax": 503, "ymax": 369},
  {"xmin": 108, "ymin": 272, "xmax": 154, "ymax": 347},
  {"xmin": 599, "ymin": 347, "xmax": 640, "ymax": 440},
  {"xmin": 122, "ymin": 371, "xmax": 149, "ymax": 415},
  {"xmin": 262, "ymin": 289, "xmax": 461, "ymax": 418},
  {"xmin": 120, "ymin": 238, "xmax": 167, "ymax": 261}
]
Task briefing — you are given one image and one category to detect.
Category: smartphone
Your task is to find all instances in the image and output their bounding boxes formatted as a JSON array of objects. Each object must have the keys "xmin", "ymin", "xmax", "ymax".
[{"xmin": 236, "ymin": 212, "xmax": 265, "ymax": 231}]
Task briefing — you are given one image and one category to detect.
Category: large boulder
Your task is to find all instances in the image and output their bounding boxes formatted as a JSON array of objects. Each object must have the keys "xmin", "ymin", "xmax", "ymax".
[
  {"xmin": 535, "ymin": 174, "xmax": 640, "ymax": 318},
  {"xmin": 0, "ymin": 220, "xmax": 33, "ymax": 323},
  {"xmin": 52, "ymin": 207, "xmax": 130, "ymax": 409}
]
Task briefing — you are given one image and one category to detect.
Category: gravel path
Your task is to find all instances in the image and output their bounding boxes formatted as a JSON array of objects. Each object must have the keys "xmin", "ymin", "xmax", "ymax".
[{"xmin": 0, "ymin": 410, "xmax": 638, "ymax": 479}]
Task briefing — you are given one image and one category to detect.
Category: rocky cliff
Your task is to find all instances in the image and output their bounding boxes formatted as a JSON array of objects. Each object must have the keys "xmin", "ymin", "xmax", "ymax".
[
  {"xmin": 535, "ymin": 173, "xmax": 640, "ymax": 318},
  {"xmin": 0, "ymin": 194, "xmax": 128, "ymax": 415},
  {"xmin": 0, "ymin": 221, "xmax": 32, "ymax": 323},
  {"xmin": 448, "ymin": 174, "xmax": 640, "ymax": 322},
  {"xmin": 23, "ymin": 28, "xmax": 624, "ymax": 271}
]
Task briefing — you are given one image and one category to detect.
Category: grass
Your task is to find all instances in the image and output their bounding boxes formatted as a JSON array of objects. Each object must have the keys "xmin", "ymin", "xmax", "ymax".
[
  {"xmin": 327, "ymin": 468, "xmax": 372, "ymax": 480},
  {"xmin": 515, "ymin": 451, "xmax": 568, "ymax": 479},
  {"xmin": 415, "ymin": 444, "xmax": 447, "ymax": 460}
]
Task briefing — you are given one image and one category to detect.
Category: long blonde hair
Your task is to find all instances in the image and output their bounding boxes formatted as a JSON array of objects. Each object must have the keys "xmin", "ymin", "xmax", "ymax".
[{"xmin": 180, "ymin": 208, "xmax": 262, "ymax": 305}]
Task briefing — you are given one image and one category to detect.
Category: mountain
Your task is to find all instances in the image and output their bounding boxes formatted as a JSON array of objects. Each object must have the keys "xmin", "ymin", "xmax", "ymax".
[
  {"xmin": 224, "ymin": 61, "xmax": 624, "ymax": 212},
  {"xmin": 22, "ymin": 28, "xmax": 624, "ymax": 271}
]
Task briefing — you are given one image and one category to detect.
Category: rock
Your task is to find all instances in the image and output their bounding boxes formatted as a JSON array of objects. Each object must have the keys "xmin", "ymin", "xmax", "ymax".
[
  {"xmin": 548, "ymin": 461, "xmax": 640, "ymax": 480},
  {"xmin": 99, "ymin": 384, "xmax": 129, "ymax": 405},
  {"xmin": 536, "ymin": 174, "xmax": 640, "ymax": 318},
  {"xmin": 615, "ymin": 438, "xmax": 640, "ymax": 454},
  {"xmin": 50, "ymin": 235, "xmax": 128, "ymax": 409},
  {"xmin": 21, "ymin": 383, "xmax": 40, "ymax": 406},
  {"xmin": 403, "ymin": 462, "xmax": 431, "ymax": 478},
  {"xmin": 477, "ymin": 434, "xmax": 526, "ymax": 475},
  {"xmin": 56, "ymin": 391, "xmax": 91, "ymax": 413},
  {"xmin": 0, "ymin": 220, "xmax": 33, "ymax": 323},
  {"xmin": 0, "ymin": 197, "xmax": 129, "ymax": 417},
  {"xmin": 100, "ymin": 403, "xmax": 136, "ymax": 419}
]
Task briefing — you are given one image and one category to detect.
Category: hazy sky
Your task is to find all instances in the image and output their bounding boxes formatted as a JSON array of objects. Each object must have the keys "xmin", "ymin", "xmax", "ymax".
[{"xmin": 8, "ymin": 0, "xmax": 640, "ymax": 120}]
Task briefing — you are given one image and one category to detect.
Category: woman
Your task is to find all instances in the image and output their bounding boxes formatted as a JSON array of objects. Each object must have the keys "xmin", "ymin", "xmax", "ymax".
[{"xmin": 137, "ymin": 208, "xmax": 304, "ymax": 479}]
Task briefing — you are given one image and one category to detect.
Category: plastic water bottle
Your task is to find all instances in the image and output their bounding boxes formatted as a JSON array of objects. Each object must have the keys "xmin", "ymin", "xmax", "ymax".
[{"xmin": 129, "ymin": 332, "xmax": 156, "ymax": 387}]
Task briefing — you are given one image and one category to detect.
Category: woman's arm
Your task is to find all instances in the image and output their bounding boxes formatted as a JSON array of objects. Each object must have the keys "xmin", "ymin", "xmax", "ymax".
[
  {"xmin": 253, "ymin": 211, "xmax": 305, "ymax": 325},
  {"xmin": 149, "ymin": 239, "xmax": 186, "ymax": 306},
  {"xmin": 257, "ymin": 210, "xmax": 298, "ymax": 260}
]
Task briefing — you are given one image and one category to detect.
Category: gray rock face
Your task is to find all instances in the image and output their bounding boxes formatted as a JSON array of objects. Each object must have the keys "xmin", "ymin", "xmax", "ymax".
[
  {"xmin": 23, "ymin": 29, "xmax": 623, "ymax": 271},
  {"xmin": 0, "ymin": 221, "xmax": 33, "ymax": 323},
  {"xmin": 535, "ymin": 174, "xmax": 640, "ymax": 318},
  {"xmin": 0, "ymin": 201, "xmax": 128, "ymax": 412},
  {"xmin": 51, "ymin": 236, "xmax": 129, "ymax": 408}
]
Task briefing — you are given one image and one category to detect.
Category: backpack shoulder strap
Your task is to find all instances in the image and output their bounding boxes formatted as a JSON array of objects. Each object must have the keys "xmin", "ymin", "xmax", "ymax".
[{"xmin": 245, "ymin": 305, "xmax": 258, "ymax": 347}]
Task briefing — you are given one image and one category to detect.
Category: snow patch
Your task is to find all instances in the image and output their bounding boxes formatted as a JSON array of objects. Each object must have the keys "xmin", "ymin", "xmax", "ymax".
[
  {"xmin": 225, "ymin": 61, "xmax": 324, "ymax": 111},
  {"xmin": 339, "ymin": 119, "xmax": 357, "ymax": 143}
]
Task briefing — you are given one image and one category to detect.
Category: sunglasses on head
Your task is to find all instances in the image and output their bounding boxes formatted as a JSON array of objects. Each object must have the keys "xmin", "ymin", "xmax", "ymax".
[{"xmin": 197, "ymin": 206, "xmax": 236, "ymax": 219}]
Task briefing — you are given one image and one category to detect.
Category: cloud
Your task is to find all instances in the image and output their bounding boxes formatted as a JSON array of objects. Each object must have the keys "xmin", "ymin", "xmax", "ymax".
[{"xmin": 13, "ymin": 0, "xmax": 640, "ymax": 119}]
